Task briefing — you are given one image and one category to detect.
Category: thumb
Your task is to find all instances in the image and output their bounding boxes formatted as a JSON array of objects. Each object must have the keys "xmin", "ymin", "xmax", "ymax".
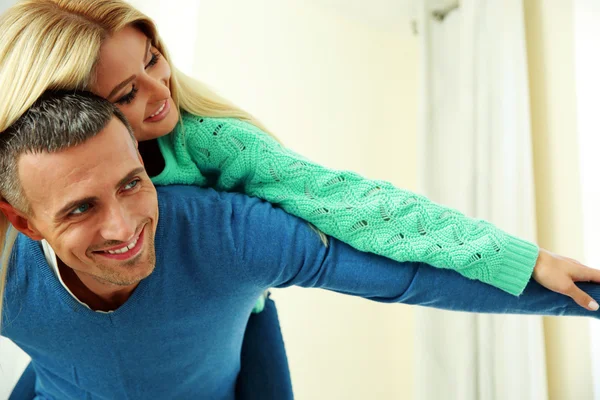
[{"xmin": 566, "ymin": 284, "xmax": 600, "ymax": 311}]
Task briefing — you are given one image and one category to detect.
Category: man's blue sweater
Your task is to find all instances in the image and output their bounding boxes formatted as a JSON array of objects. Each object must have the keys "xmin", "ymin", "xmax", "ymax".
[{"xmin": 2, "ymin": 186, "xmax": 599, "ymax": 399}]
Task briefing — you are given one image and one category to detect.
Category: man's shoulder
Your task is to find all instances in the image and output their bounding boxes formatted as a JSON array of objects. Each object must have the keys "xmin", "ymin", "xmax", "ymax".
[
  {"xmin": 156, "ymin": 185, "xmax": 263, "ymax": 209},
  {"xmin": 155, "ymin": 185, "xmax": 281, "ymax": 224},
  {"xmin": 156, "ymin": 184, "xmax": 217, "ymax": 203},
  {"xmin": 153, "ymin": 185, "xmax": 302, "ymax": 263},
  {"xmin": 154, "ymin": 185, "xmax": 305, "ymax": 239}
]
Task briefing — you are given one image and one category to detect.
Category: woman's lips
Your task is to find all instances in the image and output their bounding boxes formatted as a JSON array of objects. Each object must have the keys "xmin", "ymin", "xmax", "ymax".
[{"xmin": 145, "ymin": 99, "xmax": 170, "ymax": 123}]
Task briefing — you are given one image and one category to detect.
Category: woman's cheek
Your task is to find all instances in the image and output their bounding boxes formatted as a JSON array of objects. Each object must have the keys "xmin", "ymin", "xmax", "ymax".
[{"xmin": 119, "ymin": 107, "xmax": 142, "ymax": 133}]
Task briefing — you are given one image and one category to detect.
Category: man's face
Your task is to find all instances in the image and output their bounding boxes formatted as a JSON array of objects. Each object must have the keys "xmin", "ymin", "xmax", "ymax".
[{"xmin": 17, "ymin": 118, "xmax": 158, "ymax": 287}]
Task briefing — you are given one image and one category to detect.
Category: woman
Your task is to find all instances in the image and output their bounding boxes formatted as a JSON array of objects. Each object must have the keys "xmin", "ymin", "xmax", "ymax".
[{"xmin": 1, "ymin": 0, "xmax": 599, "ymax": 398}]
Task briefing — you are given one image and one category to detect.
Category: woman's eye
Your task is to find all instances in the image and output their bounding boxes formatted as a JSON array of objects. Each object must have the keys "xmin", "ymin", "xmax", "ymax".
[
  {"xmin": 70, "ymin": 203, "xmax": 91, "ymax": 216},
  {"xmin": 123, "ymin": 179, "xmax": 140, "ymax": 191},
  {"xmin": 114, "ymin": 49, "xmax": 161, "ymax": 106},
  {"xmin": 116, "ymin": 85, "xmax": 138, "ymax": 105},
  {"xmin": 146, "ymin": 50, "xmax": 161, "ymax": 68}
]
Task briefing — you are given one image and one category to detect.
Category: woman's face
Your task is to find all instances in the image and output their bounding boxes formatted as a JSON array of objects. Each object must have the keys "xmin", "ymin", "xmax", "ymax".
[{"xmin": 91, "ymin": 26, "xmax": 179, "ymax": 142}]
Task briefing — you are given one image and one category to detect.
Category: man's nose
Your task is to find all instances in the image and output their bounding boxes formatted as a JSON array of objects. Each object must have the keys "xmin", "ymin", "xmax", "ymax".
[{"xmin": 100, "ymin": 204, "xmax": 136, "ymax": 243}]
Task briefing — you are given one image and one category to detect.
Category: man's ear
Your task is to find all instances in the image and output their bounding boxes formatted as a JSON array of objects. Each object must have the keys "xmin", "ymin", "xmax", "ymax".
[{"xmin": 0, "ymin": 201, "xmax": 43, "ymax": 240}]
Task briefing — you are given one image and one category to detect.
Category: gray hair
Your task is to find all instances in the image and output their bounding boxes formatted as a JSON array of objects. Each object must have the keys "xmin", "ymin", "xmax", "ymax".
[{"xmin": 0, "ymin": 90, "xmax": 134, "ymax": 213}]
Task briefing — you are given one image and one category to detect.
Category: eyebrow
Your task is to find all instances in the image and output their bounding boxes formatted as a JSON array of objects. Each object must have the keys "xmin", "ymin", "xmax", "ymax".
[
  {"xmin": 54, "ymin": 167, "xmax": 146, "ymax": 220},
  {"xmin": 107, "ymin": 39, "xmax": 151, "ymax": 100},
  {"xmin": 116, "ymin": 167, "xmax": 146, "ymax": 190}
]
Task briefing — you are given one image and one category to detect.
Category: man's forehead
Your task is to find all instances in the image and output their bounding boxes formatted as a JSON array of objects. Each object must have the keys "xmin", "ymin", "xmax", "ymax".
[{"xmin": 17, "ymin": 118, "xmax": 141, "ymax": 213}]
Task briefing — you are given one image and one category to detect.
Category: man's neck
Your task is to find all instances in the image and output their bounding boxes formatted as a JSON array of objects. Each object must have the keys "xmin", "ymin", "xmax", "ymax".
[{"xmin": 57, "ymin": 259, "xmax": 138, "ymax": 312}]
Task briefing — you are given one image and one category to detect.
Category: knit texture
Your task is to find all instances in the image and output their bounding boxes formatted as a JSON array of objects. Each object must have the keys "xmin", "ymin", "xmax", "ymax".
[{"xmin": 153, "ymin": 113, "xmax": 539, "ymax": 296}]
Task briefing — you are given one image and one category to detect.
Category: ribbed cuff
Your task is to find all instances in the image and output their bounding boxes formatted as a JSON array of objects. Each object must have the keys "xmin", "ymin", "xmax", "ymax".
[{"xmin": 489, "ymin": 235, "xmax": 540, "ymax": 296}]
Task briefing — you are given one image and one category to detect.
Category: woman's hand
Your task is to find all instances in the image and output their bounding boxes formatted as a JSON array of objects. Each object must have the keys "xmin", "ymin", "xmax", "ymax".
[{"xmin": 532, "ymin": 248, "xmax": 600, "ymax": 311}]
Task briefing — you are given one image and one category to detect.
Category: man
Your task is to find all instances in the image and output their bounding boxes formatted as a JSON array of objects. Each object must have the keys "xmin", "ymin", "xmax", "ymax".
[{"xmin": 0, "ymin": 91, "xmax": 599, "ymax": 399}]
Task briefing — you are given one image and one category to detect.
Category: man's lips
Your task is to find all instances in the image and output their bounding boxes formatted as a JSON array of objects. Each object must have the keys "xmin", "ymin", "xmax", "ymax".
[{"xmin": 92, "ymin": 225, "xmax": 146, "ymax": 261}]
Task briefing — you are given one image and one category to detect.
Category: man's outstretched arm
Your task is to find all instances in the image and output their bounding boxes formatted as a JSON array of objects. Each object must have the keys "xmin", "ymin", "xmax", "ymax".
[{"xmin": 232, "ymin": 194, "xmax": 599, "ymax": 319}]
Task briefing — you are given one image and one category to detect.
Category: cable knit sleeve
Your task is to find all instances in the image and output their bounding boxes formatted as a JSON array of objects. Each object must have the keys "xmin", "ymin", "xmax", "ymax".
[{"xmin": 156, "ymin": 113, "xmax": 539, "ymax": 296}]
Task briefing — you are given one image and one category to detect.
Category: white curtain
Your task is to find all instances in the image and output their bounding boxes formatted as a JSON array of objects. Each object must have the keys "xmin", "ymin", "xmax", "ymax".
[
  {"xmin": 415, "ymin": 1, "xmax": 547, "ymax": 399},
  {"xmin": 573, "ymin": 1, "xmax": 600, "ymax": 399}
]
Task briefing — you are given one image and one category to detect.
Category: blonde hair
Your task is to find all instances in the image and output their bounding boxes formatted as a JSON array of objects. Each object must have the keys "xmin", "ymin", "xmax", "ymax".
[{"xmin": 0, "ymin": 0, "xmax": 279, "ymax": 329}]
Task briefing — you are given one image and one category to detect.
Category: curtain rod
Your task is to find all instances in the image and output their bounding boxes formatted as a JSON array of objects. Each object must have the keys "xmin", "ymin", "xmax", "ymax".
[
  {"xmin": 411, "ymin": 1, "xmax": 460, "ymax": 34},
  {"xmin": 431, "ymin": 2, "xmax": 460, "ymax": 21}
]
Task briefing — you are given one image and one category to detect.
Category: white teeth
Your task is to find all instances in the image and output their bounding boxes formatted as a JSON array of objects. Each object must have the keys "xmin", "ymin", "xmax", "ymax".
[
  {"xmin": 150, "ymin": 102, "xmax": 166, "ymax": 118},
  {"xmin": 105, "ymin": 237, "xmax": 138, "ymax": 255}
]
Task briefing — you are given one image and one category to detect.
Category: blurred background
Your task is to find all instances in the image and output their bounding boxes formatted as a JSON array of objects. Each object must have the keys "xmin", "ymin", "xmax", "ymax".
[{"xmin": 1, "ymin": 0, "xmax": 599, "ymax": 399}]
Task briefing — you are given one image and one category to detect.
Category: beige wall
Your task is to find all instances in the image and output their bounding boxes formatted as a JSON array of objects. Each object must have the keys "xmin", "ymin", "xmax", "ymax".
[
  {"xmin": 524, "ymin": 1, "xmax": 592, "ymax": 399},
  {"xmin": 129, "ymin": 0, "xmax": 419, "ymax": 399}
]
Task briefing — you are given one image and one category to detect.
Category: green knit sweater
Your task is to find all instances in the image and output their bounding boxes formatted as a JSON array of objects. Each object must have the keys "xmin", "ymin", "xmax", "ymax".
[{"xmin": 152, "ymin": 112, "xmax": 539, "ymax": 302}]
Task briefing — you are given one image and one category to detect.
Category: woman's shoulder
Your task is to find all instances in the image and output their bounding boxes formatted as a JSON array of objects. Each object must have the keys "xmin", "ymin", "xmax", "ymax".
[
  {"xmin": 179, "ymin": 111, "xmax": 257, "ymax": 132},
  {"xmin": 180, "ymin": 111, "xmax": 239, "ymax": 125}
]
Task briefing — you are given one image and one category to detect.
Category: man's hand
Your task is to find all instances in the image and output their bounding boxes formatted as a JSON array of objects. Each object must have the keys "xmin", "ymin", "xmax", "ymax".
[{"xmin": 532, "ymin": 248, "xmax": 600, "ymax": 311}]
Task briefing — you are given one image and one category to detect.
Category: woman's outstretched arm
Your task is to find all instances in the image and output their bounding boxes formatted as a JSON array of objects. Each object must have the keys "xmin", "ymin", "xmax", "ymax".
[{"xmin": 155, "ymin": 114, "xmax": 600, "ymax": 310}]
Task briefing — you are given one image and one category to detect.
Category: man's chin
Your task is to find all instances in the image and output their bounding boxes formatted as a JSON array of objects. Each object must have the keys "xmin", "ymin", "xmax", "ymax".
[
  {"xmin": 91, "ymin": 246, "xmax": 157, "ymax": 286},
  {"xmin": 87, "ymin": 224, "xmax": 156, "ymax": 286},
  {"xmin": 93, "ymin": 262, "xmax": 155, "ymax": 287}
]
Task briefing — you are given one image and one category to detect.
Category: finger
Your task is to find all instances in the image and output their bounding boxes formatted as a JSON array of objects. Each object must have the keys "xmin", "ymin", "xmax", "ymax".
[
  {"xmin": 565, "ymin": 284, "xmax": 600, "ymax": 311},
  {"xmin": 571, "ymin": 265, "xmax": 600, "ymax": 283},
  {"xmin": 563, "ymin": 256, "xmax": 583, "ymax": 265}
]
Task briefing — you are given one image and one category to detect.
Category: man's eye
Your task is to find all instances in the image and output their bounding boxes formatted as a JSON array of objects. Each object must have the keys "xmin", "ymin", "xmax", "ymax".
[
  {"xmin": 71, "ymin": 203, "xmax": 91, "ymax": 215},
  {"xmin": 124, "ymin": 179, "xmax": 140, "ymax": 191}
]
